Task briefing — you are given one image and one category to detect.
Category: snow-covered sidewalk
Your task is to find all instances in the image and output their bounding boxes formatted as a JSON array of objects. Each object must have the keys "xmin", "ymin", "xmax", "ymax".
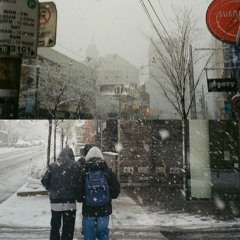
[{"xmin": 0, "ymin": 181, "xmax": 239, "ymax": 239}]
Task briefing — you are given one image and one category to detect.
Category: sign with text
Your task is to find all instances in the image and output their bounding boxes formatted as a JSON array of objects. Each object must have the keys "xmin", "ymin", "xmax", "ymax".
[
  {"xmin": 38, "ymin": 2, "xmax": 57, "ymax": 47},
  {"xmin": 207, "ymin": 78, "xmax": 238, "ymax": 92},
  {"xmin": 206, "ymin": 0, "xmax": 240, "ymax": 44},
  {"xmin": 0, "ymin": 0, "xmax": 39, "ymax": 58}
]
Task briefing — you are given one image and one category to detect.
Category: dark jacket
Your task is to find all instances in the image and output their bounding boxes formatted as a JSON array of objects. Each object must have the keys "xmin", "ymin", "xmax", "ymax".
[
  {"xmin": 78, "ymin": 147, "xmax": 120, "ymax": 217},
  {"xmin": 41, "ymin": 148, "xmax": 81, "ymax": 203},
  {"xmin": 77, "ymin": 155, "xmax": 86, "ymax": 170}
]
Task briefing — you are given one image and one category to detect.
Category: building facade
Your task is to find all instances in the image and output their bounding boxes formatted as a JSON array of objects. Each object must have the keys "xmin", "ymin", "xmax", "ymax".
[{"xmin": 20, "ymin": 48, "xmax": 96, "ymax": 119}]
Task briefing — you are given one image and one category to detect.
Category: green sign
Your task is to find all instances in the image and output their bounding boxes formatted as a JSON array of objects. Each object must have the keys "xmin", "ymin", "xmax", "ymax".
[
  {"xmin": 0, "ymin": 46, "xmax": 10, "ymax": 56},
  {"xmin": 27, "ymin": 0, "xmax": 37, "ymax": 9}
]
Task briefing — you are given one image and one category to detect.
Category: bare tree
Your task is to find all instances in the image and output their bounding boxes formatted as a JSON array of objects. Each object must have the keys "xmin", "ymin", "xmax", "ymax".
[
  {"xmin": 144, "ymin": 6, "xmax": 204, "ymax": 120},
  {"xmin": 36, "ymin": 60, "xmax": 96, "ymax": 119},
  {"xmin": 139, "ymin": 4, "xmax": 211, "ymax": 198}
]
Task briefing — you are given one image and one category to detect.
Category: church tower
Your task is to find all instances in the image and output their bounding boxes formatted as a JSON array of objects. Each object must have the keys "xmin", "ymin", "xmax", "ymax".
[{"xmin": 85, "ymin": 37, "xmax": 99, "ymax": 61}]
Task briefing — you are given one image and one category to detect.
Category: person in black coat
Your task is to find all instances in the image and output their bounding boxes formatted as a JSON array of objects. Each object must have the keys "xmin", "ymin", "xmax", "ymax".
[
  {"xmin": 78, "ymin": 146, "xmax": 120, "ymax": 240},
  {"xmin": 41, "ymin": 147, "xmax": 81, "ymax": 240},
  {"xmin": 77, "ymin": 143, "xmax": 94, "ymax": 168}
]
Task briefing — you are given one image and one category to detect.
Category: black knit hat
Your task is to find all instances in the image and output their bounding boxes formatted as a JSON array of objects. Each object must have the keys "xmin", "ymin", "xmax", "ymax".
[{"xmin": 83, "ymin": 144, "xmax": 94, "ymax": 156}]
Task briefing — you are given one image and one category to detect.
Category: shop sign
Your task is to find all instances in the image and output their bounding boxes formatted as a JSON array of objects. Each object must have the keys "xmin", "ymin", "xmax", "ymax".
[
  {"xmin": 206, "ymin": 0, "xmax": 240, "ymax": 44},
  {"xmin": 207, "ymin": 78, "xmax": 237, "ymax": 92}
]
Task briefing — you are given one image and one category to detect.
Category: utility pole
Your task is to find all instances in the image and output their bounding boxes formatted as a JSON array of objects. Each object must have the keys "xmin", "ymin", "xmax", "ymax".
[
  {"xmin": 189, "ymin": 45, "xmax": 197, "ymax": 119},
  {"xmin": 201, "ymin": 85, "xmax": 206, "ymax": 119}
]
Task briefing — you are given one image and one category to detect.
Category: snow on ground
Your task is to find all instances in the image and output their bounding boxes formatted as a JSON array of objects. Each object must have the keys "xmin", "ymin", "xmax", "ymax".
[
  {"xmin": 0, "ymin": 147, "xmax": 21, "ymax": 154},
  {"xmin": 0, "ymin": 147, "xmax": 240, "ymax": 233},
  {"xmin": 0, "ymin": 181, "xmax": 239, "ymax": 232}
]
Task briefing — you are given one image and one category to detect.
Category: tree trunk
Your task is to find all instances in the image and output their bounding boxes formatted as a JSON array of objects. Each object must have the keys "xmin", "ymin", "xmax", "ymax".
[
  {"xmin": 182, "ymin": 119, "xmax": 189, "ymax": 200},
  {"xmin": 54, "ymin": 120, "xmax": 57, "ymax": 162},
  {"xmin": 47, "ymin": 119, "xmax": 52, "ymax": 166}
]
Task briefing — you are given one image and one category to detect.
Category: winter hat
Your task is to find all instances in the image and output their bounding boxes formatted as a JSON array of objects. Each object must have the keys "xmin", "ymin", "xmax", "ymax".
[
  {"xmin": 85, "ymin": 146, "xmax": 104, "ymax": 161},
  {"xmin": 58, "ymin": 147, "xmax": 75, "ymax": 161},
  {"xmin": 83, "ymin": 144, "xmax": 94, "ymax": 156},
  {"xmin": 67, "ymin": 147, "xmax": 75, "ymax": 160}
]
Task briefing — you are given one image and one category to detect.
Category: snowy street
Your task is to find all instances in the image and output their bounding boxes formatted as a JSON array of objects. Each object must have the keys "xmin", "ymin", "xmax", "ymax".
[
  {"xmin": 0, "ymin": 146, "xmax": 47, "ymax": 203},
  {"xmin": 0, "ymin": 182, "xmax": 240, "ymax": 239}
]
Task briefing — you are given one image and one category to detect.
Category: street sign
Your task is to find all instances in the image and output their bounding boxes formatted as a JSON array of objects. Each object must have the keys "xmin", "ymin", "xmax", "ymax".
[
  {"xmin": 0, "ymin": 46, "xmax": 10, "ymax": 56},
  {"xmin": 0, "ymin": 0, "xmax": 39, "ymax": 58},
  {"xmin": 207, "ymin": 78, "xmax": 238, "ymax": 92},
  {"xmin": 38, "ymin": 2, "xmax": 57, "ymax": 47},
  {"xmin": 206, "ymin": 0, "xmax": 240, "ymax": 44}
]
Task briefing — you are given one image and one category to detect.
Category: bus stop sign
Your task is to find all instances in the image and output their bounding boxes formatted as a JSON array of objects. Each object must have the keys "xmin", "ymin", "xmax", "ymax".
[{"xmin": 0, "ymin": 0, "xmax": 39, "ymax": 58}]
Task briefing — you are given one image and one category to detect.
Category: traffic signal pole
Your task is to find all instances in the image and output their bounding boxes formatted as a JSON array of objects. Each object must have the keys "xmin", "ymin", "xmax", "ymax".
[{"xmin": 0, "ymin": 57, "xmax": 22, "ymax": 118}]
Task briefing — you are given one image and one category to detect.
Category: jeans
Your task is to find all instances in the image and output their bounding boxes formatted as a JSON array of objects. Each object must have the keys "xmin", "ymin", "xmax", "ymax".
[
  {"xmin": 50, "ymin": 209, "xmax": 76, "ymax": 240},
  {"xmin": 82, "ymin": 215, "xmax": 110, "ymax": 240}
]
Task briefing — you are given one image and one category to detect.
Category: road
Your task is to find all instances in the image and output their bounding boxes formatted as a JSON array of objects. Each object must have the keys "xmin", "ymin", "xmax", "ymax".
[{"xmin": 0, "ymin": 146, "xmax": 46, "ymax": 203}]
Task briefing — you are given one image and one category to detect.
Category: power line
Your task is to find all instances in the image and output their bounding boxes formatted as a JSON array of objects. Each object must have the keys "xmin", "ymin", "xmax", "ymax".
[
  {"xmin": 138, "ymin": 0, "xmax": 168, "ymax": 46},
  {"xmin": 147, "ymin": 0, "xmax": 172, "ymax": 40},
  {"xmin": 157, "ymin": 0, "xmax": 171, "ymax": 30},
  {"xmin": 55, "ymin": 42, "xmax": 86, "ymax": 60}
]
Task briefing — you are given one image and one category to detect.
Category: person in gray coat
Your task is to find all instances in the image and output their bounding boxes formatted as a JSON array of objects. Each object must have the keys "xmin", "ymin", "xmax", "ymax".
[{"xmin": 41, "ymin": 147, "xmax": 81, "ymax": 240}]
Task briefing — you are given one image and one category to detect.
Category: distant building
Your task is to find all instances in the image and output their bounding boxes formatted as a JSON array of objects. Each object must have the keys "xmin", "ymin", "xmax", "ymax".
[
  {"xmin": 85, "ymin": 40, "xmax": 99, "ymax": 60},
  {"xmin": 146, "ymin": 39, "xmax": 217, "ymax": 119},
  {"xmin": 96, "ymin": 54, "xmax": 145, "ymax": 118}
]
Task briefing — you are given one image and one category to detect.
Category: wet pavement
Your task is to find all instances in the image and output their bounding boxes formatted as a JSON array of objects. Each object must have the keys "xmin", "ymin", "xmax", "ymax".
[
  {"xmin": 0, "ymin": 185, "xmax": 240, "ymax": 239},
  {"xmin": 162, "ymin": 228, "xmax": 240, "ymax": 240}
]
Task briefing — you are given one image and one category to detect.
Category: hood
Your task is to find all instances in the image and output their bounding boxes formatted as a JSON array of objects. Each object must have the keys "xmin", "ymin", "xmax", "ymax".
[
  {"xmin": 85, "ymin": 147, "xmax": 107, "ymax": 171},
  {"xmin": 57, "ymin": 147, "xmax": 75, "ymax": 161},
  {"xmin": 85, "ymin": 147, "xmax": 104, "ymax": 161}
]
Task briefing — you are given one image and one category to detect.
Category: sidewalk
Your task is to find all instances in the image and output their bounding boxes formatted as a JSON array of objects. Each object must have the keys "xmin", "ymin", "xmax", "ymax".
[
  {"xmin": 0, "ymin": 182, "xmax": 239, "ymax": 239},
  {"xmin": 0, "ymin": 183, "xmax": 167, "ymax": 239}
]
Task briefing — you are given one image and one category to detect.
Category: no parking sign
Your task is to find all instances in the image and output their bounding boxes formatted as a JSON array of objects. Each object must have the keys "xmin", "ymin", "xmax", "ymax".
[{"xmin": 38, "ymin": 2, "xmax": 57, "ymax": 47}]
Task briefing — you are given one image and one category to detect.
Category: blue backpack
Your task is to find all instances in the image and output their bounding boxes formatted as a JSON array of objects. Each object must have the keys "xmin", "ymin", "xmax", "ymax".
[{"xmin": 85, "ymin": 170, "xmax": 110, "ymax": 206}]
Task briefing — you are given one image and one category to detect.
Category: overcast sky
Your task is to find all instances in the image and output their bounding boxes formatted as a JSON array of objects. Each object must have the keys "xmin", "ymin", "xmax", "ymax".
[{"xmin": 39, "ymin": 0, "xmax": 213, "ymax": 68}]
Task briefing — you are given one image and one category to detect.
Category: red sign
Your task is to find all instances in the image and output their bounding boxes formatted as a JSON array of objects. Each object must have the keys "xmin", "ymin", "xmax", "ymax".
[
  {"xmin": 38, "ymin": 2, "xmax": 57, "ymax": 47},
  {"xmin": 206, "ymin": 0, "xmax": 240, "ymax": 44}
]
